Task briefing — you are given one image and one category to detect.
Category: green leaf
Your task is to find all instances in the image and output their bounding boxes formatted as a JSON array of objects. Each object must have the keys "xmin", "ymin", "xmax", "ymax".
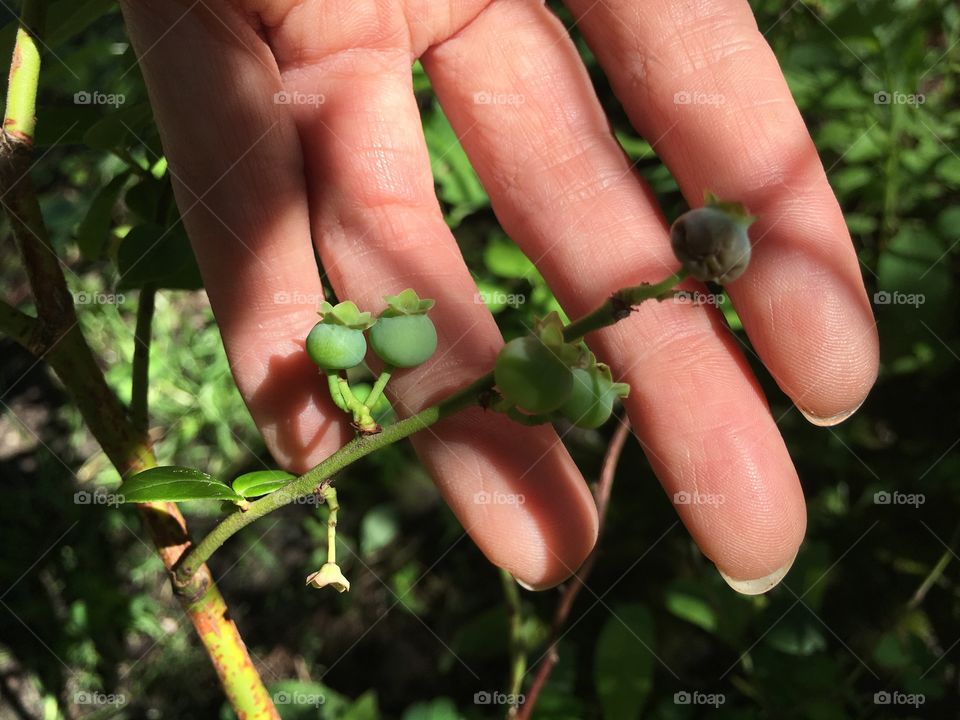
[
  {"xmin": 877, "ymin": 224, "xmax": 955, "ymax": 365},
  {"xmin": 34, "ymin": 106, "xmax": 103, "ymax": 147},
  {"xmin": 83, "ymin": 103, "xmax": 154, "ymax": 152},
  {"xmin": 116, "ymin": 223, "xmax": 203, "ymax": 290},
  {"xmin": 341, "ymin": 691, "xmax": 380, "ymax": 720},
  {"xmin": 874, "ymin": 632, "xmax": 912, "ymax": 669},
  {"xmin": 46, "ymin": 0, "xmax": 118, "ymax": 46},
  {"xmin": 664, "ymin": 590, "xmax": 717, "ymax": 633},
  {"xmin": 483, "ymin": 234, "xmax": 536, "ymax": 280},
  {"xmin": 934, "ymin": 156, "xmax": 960, "ymax": 186},
  {"xmin": 766, "ymin": 619, "xmax": 826, "ymax": 656},
  {"xmin": 360, "ymin": 505, "xmax": 400, "ymax": 557},
  {"xmin": 231, "ymin": 470, "xmax": 295, "ymax": 498},
  {"xmin": 76, "ymin": 172, "xmax": 130, "ymax": 259},
  {"xmin": 125, "ymin": 176, "xmax": 172, "ymax": 224},
  {"xmin": 268, "ymin": 681, "xmax": 348, "ymax": 720},
  {"xmin": 594, "ymin": 603, "xmax": 655, "ymax": 720},
  {"xmin": 117, "ymin": 466, "xmax": 242, "ymax": 503},
  {"xmin": 401, "ymin": 698, "xmax": 459, "ymax": 720},
  {"xmin": 423, "ymin": 102, "xmax": 488, "ymax": 227}
]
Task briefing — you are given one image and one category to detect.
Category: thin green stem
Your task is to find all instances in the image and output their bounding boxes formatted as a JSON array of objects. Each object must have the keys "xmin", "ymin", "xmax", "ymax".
[
  {"xmin": 175, "ymin": 372, "xmax": 493, "ymax": 584},
  {"xmin": 500, "ymin": 568, "xmax": 526, "ymax": 715},
  {"xmin": 562, "ymin": 270, "xmax": 688, "ymax": 341},
  {"xmin": 338, "ymin": 376, "xmax": 375, "ymax": 430},
  {"xmin": 326, "ymin": 371, "xmax": 348, "ymax": 412},
  {"xmin": 908, "ymin": 522, "xmax": 959, "ymax": 609},
  {"xmin": 132, "ymin": 285, "xmax": 155, "ymax": 435},
  {"xmin": 363, "ymin": 365, "xmax": 394, "ymax": 410},
  {"xmin": 3, "ymin": 0, "xmax": 44, "ymax": 142},
  {"xmin": 324, "ymin": 486, "xmax": 339, "ymax": 564}
]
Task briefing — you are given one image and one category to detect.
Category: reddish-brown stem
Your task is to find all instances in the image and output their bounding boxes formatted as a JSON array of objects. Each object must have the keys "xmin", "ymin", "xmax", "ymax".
[{"xmin": 518, "ymin": 418, "xmax": 632, "ymax": 719}]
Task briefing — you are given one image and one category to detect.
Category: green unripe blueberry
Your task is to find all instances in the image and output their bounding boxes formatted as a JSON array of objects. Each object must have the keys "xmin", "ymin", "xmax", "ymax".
[
  {"xmin": 306, "ymin": 322, "xmax": 367, "ymax": 370},
  {"xmin": 368, "ymin": 314, "xmax": 438, "ymax": 368},
  {"xmin": 368, "ymin": 288, "xmax": 438, "ymax": 368},
  {"xmin": 670, "ymin": 206, "xmax": 752, "ymax": 284},
  {"xmin": 495, "ymin": 336, "xmax": 573, "ymax": 414},
  {"xmin": 349, "ymin": 382, "xmax": 397, "ymax": 425},
  {"xmin": 559, "ymin": 368, "xmax": 616, "ymax": 429}
]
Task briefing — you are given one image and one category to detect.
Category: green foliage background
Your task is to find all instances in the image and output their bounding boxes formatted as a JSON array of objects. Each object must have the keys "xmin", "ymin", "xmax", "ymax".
[{"xmin": 0, "ymin": 0, "xmax": 958, "ymax": 718}]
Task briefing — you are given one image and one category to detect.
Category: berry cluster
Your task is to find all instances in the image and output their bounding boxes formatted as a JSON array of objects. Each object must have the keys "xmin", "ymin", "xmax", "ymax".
[
  {"xmin": 305, "ymin": 289, "xmax": 437, "ymax": 433},
  {"xmin": 493, "ymin": 313, "xmax": 630, "ymax": 428},
  {"xmin": 305, "ymin": 194, "xmax": 753, "ymax": 436}
]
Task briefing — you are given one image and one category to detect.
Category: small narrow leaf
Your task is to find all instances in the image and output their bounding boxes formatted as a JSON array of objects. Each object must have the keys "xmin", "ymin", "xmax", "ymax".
[
  {"xmin": 76, "ymin": 172, "xmax": 130, "ymax": 259},
  {"xmin": 232, "ymin": 470, "xmax": 295, "ymax": 498},
  {"xmin": 118, "ymin": 466, "xmax": 242, "ymax": 503},
  {"xmin": 116, "ymin": 223, "xmax": 203, "ymax": 290},
  {"xmin": 83, "ymin": 103, "xmax": 154, "ymax": 152},
  {"xmin": 594, "ymin": 603, "xmax": 655, "ymax": 720}
]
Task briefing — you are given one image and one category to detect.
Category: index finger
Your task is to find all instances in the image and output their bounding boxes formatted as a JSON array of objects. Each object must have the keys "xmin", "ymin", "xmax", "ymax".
[{"xmin": 563, "ymin": 0, "xmax": 879, "ymax": 424}]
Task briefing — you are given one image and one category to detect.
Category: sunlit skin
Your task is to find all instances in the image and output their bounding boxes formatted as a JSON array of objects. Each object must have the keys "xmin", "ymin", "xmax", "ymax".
[{"xmin": 121, "ymin": 0, "xmax": 878, "ymax": 590}]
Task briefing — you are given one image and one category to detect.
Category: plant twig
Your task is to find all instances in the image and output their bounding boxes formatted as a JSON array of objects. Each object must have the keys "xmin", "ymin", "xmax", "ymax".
[
  {"xmin": 3, "ymin": 0, "xmax": 43, "ymax": 142},
  {"xmin": 518, "ymin": 418, "xmax": 632, "ymax": 720},
  {"xmin": 562, "ymin": 271, "xmax": 687, "ymax": 341},
  {"xmin": 176, "ymin": 372, "xmax": 493, "ymax": 584},
  {"xmin": 0, "ymin": 7, "xmax": 278, "ymax": 717},
  {"xmin": 132, "ymin": 285, "xmax": 155, "ymax": 434},
  {"xmin": 908, "ymin": 522, "xmax": 959, "ymax": 609},
  {"xmin": 501, "ymin": 568, "xmax": 527, "ymax": 718}
]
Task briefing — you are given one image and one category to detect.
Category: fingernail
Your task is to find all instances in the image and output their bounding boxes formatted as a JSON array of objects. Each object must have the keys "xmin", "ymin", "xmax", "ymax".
[
  {"xmin": 513, "ymin": 575, "xmax": 564, "ymax": 592},
  {"xmin": 798, "ymin": 397, "xmax": 865, "ymax": 427},
  {"xmin": 515, "ymin": 577, "xmax": 538, "ymax": 591},
  {"xmin": 717, "ymin": 555, "xmax": 796, "ymax": 595}
]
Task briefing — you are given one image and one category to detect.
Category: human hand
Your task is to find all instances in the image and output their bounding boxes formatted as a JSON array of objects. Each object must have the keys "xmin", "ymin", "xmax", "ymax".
[{"xmin": 120, "ymin": 0, "xmax": 878, "ymax": 592}]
